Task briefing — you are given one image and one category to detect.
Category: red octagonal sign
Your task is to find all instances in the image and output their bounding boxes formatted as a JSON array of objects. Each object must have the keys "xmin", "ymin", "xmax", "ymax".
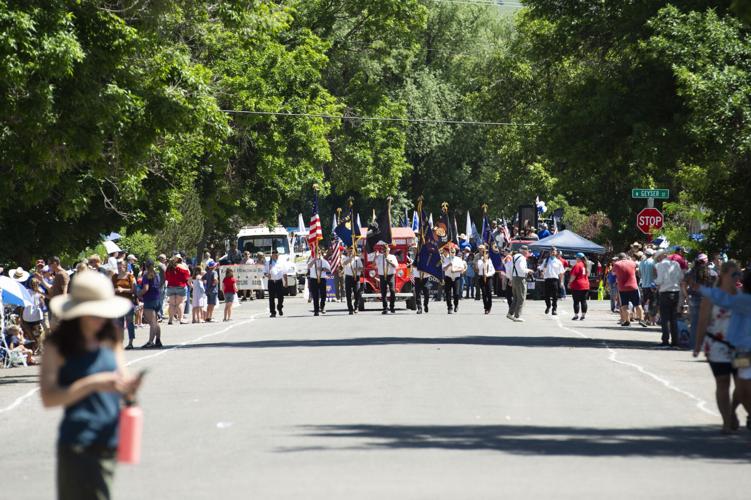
[{"xmin": 636, "ymin": 208, "xmax": 664, "ymax": 235}]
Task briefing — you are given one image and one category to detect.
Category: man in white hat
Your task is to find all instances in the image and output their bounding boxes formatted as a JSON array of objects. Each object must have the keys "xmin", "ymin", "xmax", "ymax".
[{"xmin": 10, "ymin": 266, "xmax": 30, "ymax": 284}]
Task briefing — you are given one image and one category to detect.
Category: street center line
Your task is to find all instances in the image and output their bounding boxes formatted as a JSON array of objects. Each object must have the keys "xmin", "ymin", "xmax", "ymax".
[{"xmin": 0, "ymin": 315, "xmax": 260, "ymax": 415}]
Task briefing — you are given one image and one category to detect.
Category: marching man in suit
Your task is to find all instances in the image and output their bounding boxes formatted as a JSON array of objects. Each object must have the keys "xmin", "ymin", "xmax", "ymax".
[
  {"xmin": 370, "ymin": 244, "xmax": 398, "ymax": 315},
  {"xmin": 477, "ymin": 245, "xmax": 496, "ymax": 315},
  {"xmin": 342, "ymin": 246, "xmax": 363, "ymax": 315},
  {"xmin": 307, "ymin": 246, "xmax": 331, "ymax": 316}
]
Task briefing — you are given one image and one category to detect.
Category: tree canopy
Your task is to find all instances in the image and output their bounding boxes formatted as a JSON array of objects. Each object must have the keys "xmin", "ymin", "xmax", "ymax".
[{"xmin": 2, "ymin": 0, "xmax": 750, "ymax": 264}]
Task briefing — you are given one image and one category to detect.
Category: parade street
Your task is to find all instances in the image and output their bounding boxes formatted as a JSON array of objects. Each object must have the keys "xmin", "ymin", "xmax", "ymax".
[{"xmin": 2, "ymin": 297, "xmax": 750, "ymax": 499}]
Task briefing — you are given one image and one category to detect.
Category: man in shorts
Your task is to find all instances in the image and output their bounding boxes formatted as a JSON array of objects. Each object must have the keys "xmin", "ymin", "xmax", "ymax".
[{"xmin": 613, "ymin": 253, "xmax": 647, "ymax": 328}]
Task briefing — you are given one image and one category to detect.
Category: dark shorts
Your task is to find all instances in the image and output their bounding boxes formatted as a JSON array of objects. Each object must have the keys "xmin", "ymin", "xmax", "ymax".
[
  {"xmin": 619, "ymin": 290, "xmax": 640, "ymax": 308},
  {"xmin": 143, "ymin": 300, "xmax": 160, "ymax": 311},
  {"xmin": 709, "ymin": 361, "xmax": 737, "ymax": 378},
  {"xmin": 207, "ymin": 293, "xmax": 218, "ymax": 306}
]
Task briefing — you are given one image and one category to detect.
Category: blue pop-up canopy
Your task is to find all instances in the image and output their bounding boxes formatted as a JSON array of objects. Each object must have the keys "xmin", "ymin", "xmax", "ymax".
[{"xmin": 529, "ymin": 230, "xmax": 606, "ymax": 255}]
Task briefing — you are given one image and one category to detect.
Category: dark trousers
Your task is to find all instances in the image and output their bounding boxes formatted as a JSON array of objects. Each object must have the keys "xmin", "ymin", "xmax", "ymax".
[
  {"xmin": 480, "ymin": 276, "xmax": 493, "ymax": 312},
  {"xmin": 544, "ymin": 278, "xmax": 559, "ymax": 311},
  {"xmin": 572, "ymin": 289, "xmax": 588, "ymax": 315},
  {"xmin": 308, "ymin": 277, "xmax": 327, "ymax": 314},
  {"xmin": 57, "ymin": 446, "xmax": 115, "ymax": 500},
  {"xmin": 380, "ymin": 275, "xmax": 396, "ymax": 311},
  {"xmin": 345, "ymin": 275, "xmax": 360, "ymax": 313},
  {"xmin": 444, "ymin": 277, "xmax": 460, "ymax": 311},
  {"xmin": 659, "ymin": 291, "xmax": 679, "ymax": 345},
  {"xmin": 268, "ymin": 279, "xmax": 284, "ymax": 315},
  {"xmin": 414, "ymin": 277, "xmax": 430, "ymax": 311}
]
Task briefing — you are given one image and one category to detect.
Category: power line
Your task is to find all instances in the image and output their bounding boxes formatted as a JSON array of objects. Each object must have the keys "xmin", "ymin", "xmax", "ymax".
[
  {"xmin": 220, "ymin": 109, "xmax": 533, "ymax": 127},
  {"xmin": 426, "ymin": 0, "xmax": 525, "ymax": 7}
]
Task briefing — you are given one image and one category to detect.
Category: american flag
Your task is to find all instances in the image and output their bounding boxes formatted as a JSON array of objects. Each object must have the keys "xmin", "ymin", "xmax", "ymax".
[
  {"xmin": 328, "ymin": 236, "xmax": 345, "ymax": 272},
  {"xmin": 501, "ymin": 218, "xmax": 511, "ymax": 244},
  {"xmin": 308, "ymin": 191, "xmax": 323, "ymax": 250}
]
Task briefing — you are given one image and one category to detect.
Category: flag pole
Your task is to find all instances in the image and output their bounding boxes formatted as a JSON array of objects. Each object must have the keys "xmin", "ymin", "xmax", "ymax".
[
  {"xmin": 313, "ymin": 184, "xmax": 321, "ymax": 285},
  {"xmin": 416, "ymin": 195, "xmax": 424, "ymax": 280}
]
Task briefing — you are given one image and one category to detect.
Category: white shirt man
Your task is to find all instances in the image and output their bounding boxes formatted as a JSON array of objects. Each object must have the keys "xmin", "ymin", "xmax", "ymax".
[
  {"xmin": 307, "ymin": 255, "xmax": 331, "ymax": 278},
  {"xmin": 510, "ymin": 251, "xmax": 530, "ymax": 278},
  {"xmin": 342, "ymin": 254, "xmax": 364, "ymax": 277},
  {"xmin": 476, "ymin": 255, "xmax": 495, "ymax": 278},
  {"xmin": 369, "ymin": 251, "xmax": 398, "ymax": 276},
  {"xmin": 654, "ymin": 254, "xmax": 683, "ymax": 293},
  {"xmin": 265, "ymin": 255, "xmax": 287, "ymax": 281},
  {"xmin": 442, "ymin": 253, "xmax": 464, "ymax": 279},
  {"xmin": 539, "ymin": 254, "xmax": 565, "ymax": 279}
]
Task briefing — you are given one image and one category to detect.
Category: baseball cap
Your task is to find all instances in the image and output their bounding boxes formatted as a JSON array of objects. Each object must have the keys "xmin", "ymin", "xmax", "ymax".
[
  {"xmin": 575, "ymin": 252, "xmax": 585, "ymax": 259},
  {"xmin": 697, "ymin": 253, "xmax": 709, "ymax": 262},
  {"xmin": 206, "ymin": 260, "xmax": 217, "ymax": 268}
]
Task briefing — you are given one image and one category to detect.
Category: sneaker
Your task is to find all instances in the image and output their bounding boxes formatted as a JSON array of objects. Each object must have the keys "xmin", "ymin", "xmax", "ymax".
[
  {"xmin": 321, "ymin": 310, "xmax": 326, "ymax": 315},
  {"xmin": 506, "ymin": 313, "xmax": 514, "ymax": 320},
  {"xmin": 545, "ymin": 307, "xmax": 550, "ymax": 315},
  {"xmin": 621, "ymin": 321, "xmax": 631, "ymax": 327},
  {"xmin": 552, "ymin": 310, "xmax": 558, "ymax": 316},
  {"xmin": 579, "ymin": 315, "xmax": 585, "ymax": 321},
  {"xmin": 572, "ymin": 315, "xmax": 579, "ymax": 321},
  {"xmin": 417, "ymin": 309, "xmax": 422, "ymax": 315},
  {"xmin": 141, "ymin": 342, "xmax": 154, "ymax": 349},
  {"xmin": 382, "ymin": 310, "xmax": 388, "ymax": 315},
  {"xmin": 314, "ymin": 312, "xmax": 319, "ymax": 316},
  {"xmin": 390, "ymin": 309, "xmax": 396, "ymax": 314},
  {"xmin": 638, "ymin": 320, "xmax": 648, "ymax": 328},
  {"xmin": 125, "ymin": 343, "xmax": 134, "ymax": 350},
  {"xmin": 155, "ymin": 339, "xmax": 163, "ymax": 348},
  {"xmin": 513, "ymin": 317, "xmax": 525, "ymax": 322}
]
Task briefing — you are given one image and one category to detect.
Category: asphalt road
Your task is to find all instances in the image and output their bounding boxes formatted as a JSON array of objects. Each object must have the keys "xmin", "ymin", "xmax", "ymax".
[{"xmin": 2, "ymin": 294, "xmax": 750, "ymax": 499}]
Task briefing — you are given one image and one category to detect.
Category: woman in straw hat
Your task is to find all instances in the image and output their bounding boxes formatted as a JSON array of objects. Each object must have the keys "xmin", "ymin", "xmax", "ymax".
[{"xmin": 40, "ymin": 271, "xmax": 143, "ymax": 500}]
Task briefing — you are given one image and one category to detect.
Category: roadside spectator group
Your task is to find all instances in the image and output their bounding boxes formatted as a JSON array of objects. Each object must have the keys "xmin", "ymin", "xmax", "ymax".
[{"xmin": 1, "ymin": 247, "xmax": 242, "ymax": 364}]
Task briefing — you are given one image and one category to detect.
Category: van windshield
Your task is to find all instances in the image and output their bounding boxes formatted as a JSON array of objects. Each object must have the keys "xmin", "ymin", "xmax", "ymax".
[{"xmin": 238, "ymin": 236, "xmax": 290, "ymax": 255}]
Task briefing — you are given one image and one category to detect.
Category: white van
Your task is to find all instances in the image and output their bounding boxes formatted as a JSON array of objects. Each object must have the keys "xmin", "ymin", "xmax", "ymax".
[{"xmin": 236, "ymin": 225, "xmax": 299, "ymax": 296}]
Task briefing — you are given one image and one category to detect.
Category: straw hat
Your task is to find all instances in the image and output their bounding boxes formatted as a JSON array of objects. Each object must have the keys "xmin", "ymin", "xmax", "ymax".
[
  {"xmin": 10, "ymin": 267, "xmax": 29, "ymax": 282},
  {"xmin": 49, "ymin": 271, "xmax": 132, "ymax": 321}
]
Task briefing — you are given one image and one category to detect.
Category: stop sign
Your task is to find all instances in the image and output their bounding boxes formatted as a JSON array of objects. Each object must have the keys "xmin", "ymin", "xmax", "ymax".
[{"xmin": 636, "ymin": 208, "xmax": 664, "ymax": 234}]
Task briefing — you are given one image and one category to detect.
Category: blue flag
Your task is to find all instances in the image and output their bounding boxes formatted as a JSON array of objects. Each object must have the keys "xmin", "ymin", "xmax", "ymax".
[
  {"xmin": 334, "ymin": 209, "xmax": 361, "ymax": 247},
  {"xmin": 411, "ymin": 211, "xmax": 419, "ymax": 232}
]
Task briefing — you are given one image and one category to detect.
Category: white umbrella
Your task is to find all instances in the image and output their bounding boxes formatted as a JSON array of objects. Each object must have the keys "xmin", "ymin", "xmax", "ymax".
[
  {"xmin": 103, "ymin": 240, "xmax": 122, "ymax": 255},
  {"xmin": 0, "ymin": 276, "xmax": 33, "ymax": 308}
]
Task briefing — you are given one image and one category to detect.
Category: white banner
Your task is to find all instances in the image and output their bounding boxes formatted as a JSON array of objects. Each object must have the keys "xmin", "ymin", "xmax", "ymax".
[{"xmin": 218, "ymin": 264, "xmax": 265, "ymax": 291}]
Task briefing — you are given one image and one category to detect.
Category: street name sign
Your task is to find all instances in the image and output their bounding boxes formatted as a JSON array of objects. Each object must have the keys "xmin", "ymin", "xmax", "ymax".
[{"xmin": 631, "ymin": 188, "xmax": 669, "ymax": 199}]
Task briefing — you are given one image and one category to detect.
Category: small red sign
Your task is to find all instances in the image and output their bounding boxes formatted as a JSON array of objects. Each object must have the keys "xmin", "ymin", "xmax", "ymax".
[{"xmin": 636, "ymin": 208, "xmax": 664, "ymax": 235}]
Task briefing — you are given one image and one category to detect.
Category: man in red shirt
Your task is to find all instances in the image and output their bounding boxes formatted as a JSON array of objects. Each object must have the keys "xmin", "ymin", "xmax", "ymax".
[{"xmin": 613, "ymin": 253, "xmax": 647, "ymax": 327}]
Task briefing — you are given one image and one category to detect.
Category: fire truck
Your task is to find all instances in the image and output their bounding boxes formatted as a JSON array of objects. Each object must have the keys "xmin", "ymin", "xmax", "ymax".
[{"xmin": 356, "ymin": 227, "xmax": 417, "ymax": 311}]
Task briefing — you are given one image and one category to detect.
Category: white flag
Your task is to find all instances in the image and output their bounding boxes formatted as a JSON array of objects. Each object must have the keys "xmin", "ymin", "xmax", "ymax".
[
  {"xmin": 428, "ymin": 213, "xmax": 434, "ymax": 227},
  {"xmin": 466, "ymin": 211, "xmax": 472, "ymax": 245},
  {"xmin": 298, "ymin": 213, "xmax": 306, "ymax": 234},
  {"xmin": 332, "ymin": 213, "xmax": 338, "ymax": 236}
]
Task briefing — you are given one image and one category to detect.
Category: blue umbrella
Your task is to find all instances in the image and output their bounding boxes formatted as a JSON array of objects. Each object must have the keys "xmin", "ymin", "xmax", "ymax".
[
  {"xmin": 106, "ymin": 232, "xmax": 122, "ymax": 241},
  {"xmin": 0, "ymin": 276, "xmax": 32, "ymax": 307}
]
